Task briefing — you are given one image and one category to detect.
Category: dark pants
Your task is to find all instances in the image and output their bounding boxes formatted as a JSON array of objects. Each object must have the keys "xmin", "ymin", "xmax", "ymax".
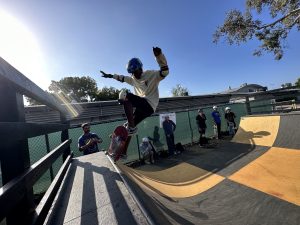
[
  {"xmin": 166, "ymin": 133, "xmax": 175, "ymax": 155},
  {"xmin": 198, "ymin": 127, "xmax": 206, "ymax": 144},
  {"xmin": 216, "ymin": 122, "xmax": 221, "ymax": 138},
  {"xmin": 126, "ymin": 93, "xmax": 154, "ymax": 126}
]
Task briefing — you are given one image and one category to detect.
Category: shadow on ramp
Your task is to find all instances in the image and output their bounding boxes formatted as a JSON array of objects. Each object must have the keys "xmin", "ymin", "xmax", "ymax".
[{"xmin": 117, "ymin": 124, "xmax": 300, "ymax": 225}]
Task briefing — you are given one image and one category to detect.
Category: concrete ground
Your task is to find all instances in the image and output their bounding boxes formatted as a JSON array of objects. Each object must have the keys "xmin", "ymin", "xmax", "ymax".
[{"xmin": 44, "ymin": 152, "xmax": 149, "ymax": 225}]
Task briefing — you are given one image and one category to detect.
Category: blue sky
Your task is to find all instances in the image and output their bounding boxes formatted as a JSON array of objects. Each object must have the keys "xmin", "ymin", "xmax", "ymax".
[{"xmin": 0, "ymin": 0, "xmax": 299, "ymax": 97}]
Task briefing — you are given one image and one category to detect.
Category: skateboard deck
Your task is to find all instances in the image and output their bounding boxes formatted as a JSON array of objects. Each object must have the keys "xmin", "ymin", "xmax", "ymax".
[{"xmin": 106, "ymin": 126, "xmax": 128, "ymax": 162}]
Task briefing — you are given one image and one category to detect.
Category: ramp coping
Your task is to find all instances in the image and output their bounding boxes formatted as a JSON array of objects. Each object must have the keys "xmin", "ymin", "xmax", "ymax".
[{"xmin": 109, "ymin": 157, "xmax": 155, "ymax": 225}]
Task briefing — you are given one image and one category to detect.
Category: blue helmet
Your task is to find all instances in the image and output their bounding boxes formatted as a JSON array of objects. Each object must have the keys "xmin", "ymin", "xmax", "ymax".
[{"xmin": 126, "ymin": 58, "xmax": 143, "ymax": 73}]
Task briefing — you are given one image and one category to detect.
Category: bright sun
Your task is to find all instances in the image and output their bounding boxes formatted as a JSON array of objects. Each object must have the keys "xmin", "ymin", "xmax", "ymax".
[{"xmin": 0, "ymin": 10, "xmax": 49, "ymax": 89}]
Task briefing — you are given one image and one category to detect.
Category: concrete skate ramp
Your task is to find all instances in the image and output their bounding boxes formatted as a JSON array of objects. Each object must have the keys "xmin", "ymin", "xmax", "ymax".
[{"xmin": 117, "ymin": 114, "xmax": 300, "ymax": 225}]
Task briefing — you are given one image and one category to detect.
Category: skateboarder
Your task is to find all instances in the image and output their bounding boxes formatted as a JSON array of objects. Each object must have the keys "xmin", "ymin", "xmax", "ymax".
[{"xmin": 100, "ymin": 46, "xmax": 169, "ymax": 136}]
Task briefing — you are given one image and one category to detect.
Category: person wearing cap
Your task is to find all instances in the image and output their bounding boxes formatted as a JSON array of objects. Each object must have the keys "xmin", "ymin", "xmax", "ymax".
[
  {"xmin": 225, "ymin": 107, "xmax": 236, "ymax": 127},
  {"xmin": 225, "ymin": 106, "xmax": 237, "ymax": 136},
  {"xmin": 139, "ymin": 137, "xmax": 155, "ymax": 164},
  {"xmin": 78, "ymin": 123, "xmax": 103, "ymax": 155},
  {"xmin": 211, "ymin": 106, "xmax": 222, "ymax": 139},
  {"xmin": 196, "ymin": 108, "xmax": 207, "ymax": 147}
]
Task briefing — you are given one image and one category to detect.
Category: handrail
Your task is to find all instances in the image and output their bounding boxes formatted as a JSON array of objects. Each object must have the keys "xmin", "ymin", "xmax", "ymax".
[
  {"xmin": 0, "ymin": 56, "xmax": 72, "ymax": 225},
  {"xmin": 0, "ymin": 57, "xmax": 68, "ymax": 115},
  {"xmin": 0, "ymin": 139, "xmax": 72, "ymax": 222},
  {"xmin": 32, "ymin": 153, "xmax": 73, "ymax": 225}
]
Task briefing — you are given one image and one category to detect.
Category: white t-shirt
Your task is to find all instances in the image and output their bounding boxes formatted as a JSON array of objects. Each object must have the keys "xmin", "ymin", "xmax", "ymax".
[{"xmin": 113, "ymin": 53, "xmax": 169, "ymax": 111}]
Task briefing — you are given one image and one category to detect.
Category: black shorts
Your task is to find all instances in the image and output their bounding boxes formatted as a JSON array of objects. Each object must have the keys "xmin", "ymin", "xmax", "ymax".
[{"xmin": 127, "ymin": 93, "xmax": 154, "ymax": 125}]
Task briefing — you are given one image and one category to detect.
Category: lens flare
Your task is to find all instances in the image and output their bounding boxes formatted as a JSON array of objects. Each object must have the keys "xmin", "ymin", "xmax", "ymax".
[{"xmin": 0, "ymin": 10, "xmax": 49, "ymax": 89}]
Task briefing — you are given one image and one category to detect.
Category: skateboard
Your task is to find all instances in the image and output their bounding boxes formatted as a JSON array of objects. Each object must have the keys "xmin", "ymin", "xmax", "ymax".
[{"xmin": 106, "ymin": 126, "xmax": 129, "ymax": 162}]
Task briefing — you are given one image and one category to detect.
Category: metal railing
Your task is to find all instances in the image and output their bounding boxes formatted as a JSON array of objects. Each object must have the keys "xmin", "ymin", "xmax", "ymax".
[
  {"xmin": 0, "ymin": 57, "xmax": 72, "ymax": 225},
  {"xmin": 1, "ymin": 56, "xmax": 300, "ymax": 225}
]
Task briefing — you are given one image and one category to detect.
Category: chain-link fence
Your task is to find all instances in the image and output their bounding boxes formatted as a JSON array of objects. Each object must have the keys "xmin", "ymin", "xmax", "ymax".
[{"xmin": 0, "ymin": 102, "xmax": 248, "ymax": 195}]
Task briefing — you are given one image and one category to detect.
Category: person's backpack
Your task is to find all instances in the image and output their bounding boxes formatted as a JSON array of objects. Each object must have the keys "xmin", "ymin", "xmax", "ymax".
[{"xmin": 176, "ymin": 142, "xmax": 185, "ymax": 152}]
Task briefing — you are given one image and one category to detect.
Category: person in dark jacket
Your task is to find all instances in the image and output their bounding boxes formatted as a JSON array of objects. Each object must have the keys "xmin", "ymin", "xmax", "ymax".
[
  {"xmin": 196, "ymin": 108, "xmax": 207, "ymax": 147},
  {"xmin": 225, "ymin": 106, "xmax": 236, "ymax": 127},
  {"xmin": 225, "ymin": 106, "xmax": 237, "ymax": 136},
  {"xmin": 162, "ymin": 115, "xmax": 177, "ymax": 155}
]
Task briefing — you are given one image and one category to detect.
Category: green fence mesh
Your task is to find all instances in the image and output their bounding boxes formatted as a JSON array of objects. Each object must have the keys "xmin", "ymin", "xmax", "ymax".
[
  {"xmin": 250, "ymin": 99, "xmax": 273, "ymax": 114},
  {"xmin": 1, "ymin": 102, "xmax": 248, "ymax": 195}
]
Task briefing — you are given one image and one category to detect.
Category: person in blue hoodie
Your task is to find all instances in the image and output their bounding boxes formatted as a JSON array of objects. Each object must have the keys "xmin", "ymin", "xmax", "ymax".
[
  {"xmin": 211, "ymin": 106, "xmax": 222, "ymax": 139},
  {"xmin": 162, "ymin": 115, "xmax": 177, "ymax": 155}
]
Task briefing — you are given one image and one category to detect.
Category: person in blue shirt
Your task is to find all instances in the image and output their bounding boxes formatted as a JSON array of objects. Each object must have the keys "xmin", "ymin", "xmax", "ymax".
[
  {"xmin": 211, "ymin": 106, "xmax": 222, "ymax": 139},
  {"xmin": 162, "ymin": 115, "xmax": 177, "ymax": 155},
  {"xmin": 78, "ymin": 123, "xmax": 103, "ymax": 155}
]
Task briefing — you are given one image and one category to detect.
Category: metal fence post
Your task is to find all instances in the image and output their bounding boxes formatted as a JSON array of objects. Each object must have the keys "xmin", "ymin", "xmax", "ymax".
[
  {"xmin": 60, "ymin": 113, "xmax": 70, "ymax": 162},
  {"xmin": 187, "ymin": 110, "xmax": 194, "ymax": 144},
  {"xmin": 245, "ymin": 96, "xmax": 252, "ymax": 115},
  {"xmin": 45, "ymin": 134, "xmax": 54, "ymax": 181},
  {"xmin": 0, "ymin": 80, "xmax": 34, "ymax": 225}
]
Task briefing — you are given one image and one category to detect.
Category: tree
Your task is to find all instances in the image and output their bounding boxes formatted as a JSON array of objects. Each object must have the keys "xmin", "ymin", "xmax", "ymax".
[
  {"xmin": 48, "ymin": 76, "xmax": 98, "ymax": 102},
  {"xmin": 25, "ymin": 91, "xmax": 56, "ymax": 106},
  {"xmin": 25, "ymin": 96, "xmax": 41, "ymax": 106},
  {"xmin": 281, "ymin": 82, "xmax": 292, "ymax": 88},
  {"xmin": 214, "ymin": 0, "xmax": 300, "ymax": 60},
  {"xmin": 171, "ymin": 84, "xmax": 189, "ymax": 97},
  {"xmin": 295, "ymin": 77, "xmax": 300, "ymax": 87},
  {"xmin": 95, "ymin": 86, "xmax": 120, "ymax": 101}
]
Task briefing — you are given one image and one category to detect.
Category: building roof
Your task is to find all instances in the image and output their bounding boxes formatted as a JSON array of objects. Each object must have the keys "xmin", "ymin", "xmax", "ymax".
[{"xmin": 218, "ymin": 83, "xmax": 267, "ymax": 94}]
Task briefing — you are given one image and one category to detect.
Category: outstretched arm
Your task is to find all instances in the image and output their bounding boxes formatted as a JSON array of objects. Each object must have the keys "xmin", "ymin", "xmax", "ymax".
[
  {"xmin": 100, "ymin": 70, "xmax": 133, "ymax": 85},
  {"xmin": 153, "ymin": 47, "xmax": 169, "ymax": 80}
]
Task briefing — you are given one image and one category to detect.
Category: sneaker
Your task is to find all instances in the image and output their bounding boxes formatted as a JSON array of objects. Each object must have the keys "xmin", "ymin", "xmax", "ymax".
[
  {"xmin": 120, "ymin": 154, "xmax": 127, "ymax": 159},
  {"xmin": 127, "ymin": 126, "xmax": 137, "ymax": 136},
  {"xmin": 123, "ymin": 122, "xmax": 128, "ymax": 128}
]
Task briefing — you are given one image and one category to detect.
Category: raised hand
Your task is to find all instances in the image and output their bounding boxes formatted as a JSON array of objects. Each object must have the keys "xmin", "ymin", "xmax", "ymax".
[
  {"xmin": 153, "ymin": 47, "xmax": 162, "ymax": 56},
  {"xmin": 100, "ymin": 70, "xmax": 113, "ymax": 78}
]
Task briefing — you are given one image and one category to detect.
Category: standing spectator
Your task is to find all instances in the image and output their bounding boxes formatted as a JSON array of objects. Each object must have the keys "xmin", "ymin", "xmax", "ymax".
[
  {"xmin": 211, "ymin": 106, "xmax": 222, "ymax": 139},
  {"xmin": 225, "ymin": 106, "xmax": 236, "ymax": 136},
  {"xmin": 162, "ymin": 115, "xmax": 177, "ymax": 155},
  {"xmin": 139, "ymin": 137, "xmax": 155, "ymax": 164},
  {"xmin": 225, "ymin": 106, "xmax": 236, "ymax": 127},
  {"xmin": 196, "ymin": 108, "xmax": 207, "ymax": 147},
  {"xmin": 78, "ymin": 123, "xmax": 103, "ymax": 155}
]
